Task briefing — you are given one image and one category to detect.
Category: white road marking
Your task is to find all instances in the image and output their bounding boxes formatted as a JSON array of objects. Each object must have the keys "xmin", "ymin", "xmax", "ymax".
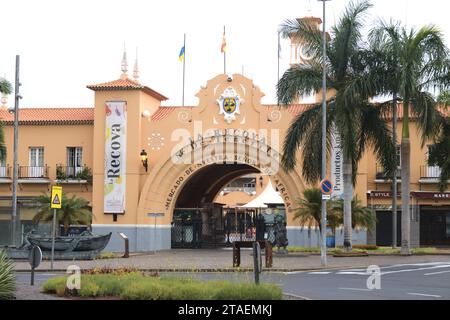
[
  {"xmin": 336, "ymin": 264, "xmax": 450, "ymax": 276},
  {"xmin": 308, "ymin": 271, "xmax": 332, "ymax": 275},
  {"xmin": 381, "ymin": 264, "xmax": 450, "ymax": 275},
  {"xmin": 338, "ymin": 287, "xmax": 372, "ymax": 292},
  {"xmin": 424, "ymin": 270, "xmax": 450, "ymax": 276},
  {"xmin": 407, "ymin": 292, "xmax": 442, "ymax": 298}
]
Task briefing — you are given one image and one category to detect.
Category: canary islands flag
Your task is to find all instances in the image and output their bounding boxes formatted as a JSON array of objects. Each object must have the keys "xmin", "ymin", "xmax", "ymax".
[{"xmin": 179, "ymin": 46, "xmax": 185, "ymax": 61}]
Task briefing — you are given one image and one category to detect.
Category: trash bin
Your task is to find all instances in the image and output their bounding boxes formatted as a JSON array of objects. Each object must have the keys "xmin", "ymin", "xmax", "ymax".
[{"xmin": 326, "ymin": 235, "xmax": 335, "ymax": 248}]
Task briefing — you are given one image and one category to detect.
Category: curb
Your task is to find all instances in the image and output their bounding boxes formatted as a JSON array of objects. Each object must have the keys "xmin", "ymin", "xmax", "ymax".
[
  {"xmin": 282, "ymin": 292, "xmax": 311, "ymax": 300},
  {"xmin": 14, "ymin": 265, "xmax": 362, "ymax": 273}
]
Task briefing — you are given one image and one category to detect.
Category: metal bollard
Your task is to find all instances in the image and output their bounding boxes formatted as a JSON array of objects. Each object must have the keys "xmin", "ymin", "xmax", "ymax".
[
  {"xmin": 253, "ymin": 241, "xmax": 262, "ymax": 285},
  {"xmin": 118, "ymin": 232, "xmax": 129, "ymax": 258}
]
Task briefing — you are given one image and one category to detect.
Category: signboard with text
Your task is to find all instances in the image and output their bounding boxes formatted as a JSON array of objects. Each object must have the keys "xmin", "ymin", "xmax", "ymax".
[
  {"xmin": 331, "ymin": 123, "xmax": 343, "ymax": 199},
  {"xmin": 104, "ymin": 101, "xmax": 127, "ymax": 213}
]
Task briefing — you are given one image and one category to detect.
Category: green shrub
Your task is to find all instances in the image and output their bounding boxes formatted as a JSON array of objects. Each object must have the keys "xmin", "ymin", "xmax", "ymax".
[
  {"xmin": 43, "ymin": 274, "xmax": 282, "ymax": 300},
  {"xmin": 42, "ymin": 277, "xmax": 67, "ymax": 296},
  {"xmin": 0, "ymin": 251, "xmax": 15, "ymax": 300}
]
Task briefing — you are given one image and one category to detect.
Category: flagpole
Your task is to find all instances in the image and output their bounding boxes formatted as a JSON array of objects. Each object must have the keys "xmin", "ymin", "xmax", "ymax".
[
  {"xmin": 223, "ymin": 26, "xmax": 226, "ymax": 74},
  {"xmin": 277, "ymin": 31, "xmax": 281, "ymax": 106},
  {"xmin": 182, "ymin": 33, "xmax": 186, "ymax": 107}
]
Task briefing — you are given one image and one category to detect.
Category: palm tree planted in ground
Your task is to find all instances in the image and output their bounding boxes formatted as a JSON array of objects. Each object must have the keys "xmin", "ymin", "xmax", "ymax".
[
  {"xmin": 294, "ymin": 188, "xmax": 341, "ymax": 235},
  {"xmin": 370, "ymin": 21, "xmax": 449, "ymax": 254},
  {"xmin": 32, "ymin": 193, "xmax": 92, "ymax": 235},
  {"xmin": 331, "ymin": 197, "xmax": 377, "ymax": 231},
  {"xmin": 278, "ymin": 0, "xmax": 396, "ymax": 252}
]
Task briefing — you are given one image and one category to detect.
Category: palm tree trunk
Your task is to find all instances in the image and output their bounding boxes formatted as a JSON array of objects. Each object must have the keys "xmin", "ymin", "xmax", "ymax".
[
  {"xmin": 401, "ymin": 103, "xmax": 411, "ymax": 255},
  {"xmin": 343, "ymin": 156, "xmax": 353, "ymax": 252}
]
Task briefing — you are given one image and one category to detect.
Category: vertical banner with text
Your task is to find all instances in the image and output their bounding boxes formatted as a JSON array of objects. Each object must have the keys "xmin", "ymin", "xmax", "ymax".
[
  {"xmin": 331, "ymin": 123, "xmax": 343, "ymax": 199},
  {"xmin": 104, "ymin": 101, "xmax": 127, "ymax": 213}
]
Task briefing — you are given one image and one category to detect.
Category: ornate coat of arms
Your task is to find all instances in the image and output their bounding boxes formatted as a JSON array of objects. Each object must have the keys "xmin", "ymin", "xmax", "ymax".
[{"xmin": 217, "ymin": 87, "xmax": 240, "ymax": 124}]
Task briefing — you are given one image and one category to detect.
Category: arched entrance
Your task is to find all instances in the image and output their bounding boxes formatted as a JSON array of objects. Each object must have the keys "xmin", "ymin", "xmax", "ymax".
[
  {"xmin": 171, "ymin": 163, "xmax": 260, "ymax": 248},
  {"xmin": 137, "ymin": 138, "xmax": 306, "ymax": 250}
]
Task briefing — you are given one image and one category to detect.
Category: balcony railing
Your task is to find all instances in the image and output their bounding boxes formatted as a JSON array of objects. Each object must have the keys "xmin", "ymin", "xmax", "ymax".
[
  {"xmin": 375, "ymin": 165, "xmax": 401, "ymax": 181},
  {"xmin": 56, "ymin": 165, "xmax": 92, "ymax": 182},
  {"xmin": 0, "ymin": 165, "xmax": 11, "ymax": 178},
  {"xmin": 0, "ymin": 165, "xmax": 11, "ymax": 179},
  {"xmin": 18, "ymin": 165, "xmax": 49, "ymax": 179},
  {"xmin": 420, "ymin": 166, "xmax": 442, "ymax": 179}
]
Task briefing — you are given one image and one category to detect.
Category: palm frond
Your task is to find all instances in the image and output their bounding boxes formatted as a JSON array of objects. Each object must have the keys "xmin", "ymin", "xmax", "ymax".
[
  {"xmin": 279, "ymin": 17, "xmax": 325, "ymax": 64},
  {"xmin": 330, "ymin": 0, "xmax": 372, "ymax": 82},
  {"xmin": 0, "ymin": 78, "xmax": 12, "ymax": 95},
  {"xmin": 277, "ymin": 63, "xmax": 325, "ymax": 104}
]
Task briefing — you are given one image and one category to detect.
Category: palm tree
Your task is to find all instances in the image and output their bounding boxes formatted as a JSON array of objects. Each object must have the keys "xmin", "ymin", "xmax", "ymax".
[
  {"xmin": 369, "ymin": 21, "xmax": 449, "ymax": 254},
  {"xmin": 0, "ymin": 77, "xmax": 12, "ymax": 163},
  {"xmin": 294, "ymin": 188, "xmax": 340, "ymax": 235},
  {"xmin": 278, "ymin": 0, "xmax": 396, "ymax": 252},
  {"xmin": 32, "ymin": 193, "xmax": 92, "ymax": 235},
  {"xmin": 331, "ymin": 197, "xmax": 377, "ymax": 231}
]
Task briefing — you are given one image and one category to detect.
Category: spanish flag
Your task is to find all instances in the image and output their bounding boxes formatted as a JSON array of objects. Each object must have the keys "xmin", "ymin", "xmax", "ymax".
[
  {"xmin": 178, "ymin": 45, "xmax": 185, "ymax": 62},
  {"xmin": 221, "ymin": 30, "xmax": 227, "ymax": 53}
]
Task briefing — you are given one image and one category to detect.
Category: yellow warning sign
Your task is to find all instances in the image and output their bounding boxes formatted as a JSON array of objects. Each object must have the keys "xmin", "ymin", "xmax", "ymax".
[{"xmin": 51, "ymin": 186, "xmax": 62, "ymax": 209}]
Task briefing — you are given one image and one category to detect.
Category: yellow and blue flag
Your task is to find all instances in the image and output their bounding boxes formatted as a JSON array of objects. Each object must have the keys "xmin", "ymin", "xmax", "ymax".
[{"xmin": 179, "ymin": 46, "xmax": 185, "ymax": 62}]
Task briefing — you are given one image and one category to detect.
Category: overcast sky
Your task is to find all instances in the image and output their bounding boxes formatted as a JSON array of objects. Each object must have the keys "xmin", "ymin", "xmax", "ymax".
[{"xmin": 1, "ymin": 0, "xmax": 449, "ymax": 108}]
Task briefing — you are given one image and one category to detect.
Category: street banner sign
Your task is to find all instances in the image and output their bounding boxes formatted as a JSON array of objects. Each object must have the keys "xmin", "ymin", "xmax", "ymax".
[
  {"xmin": 320, "ymin": 179, "xmax": 333, "ymax": 195},
  {"xmin": 51, "ymin": 186, "xmax": 62, "ymax": 209}
]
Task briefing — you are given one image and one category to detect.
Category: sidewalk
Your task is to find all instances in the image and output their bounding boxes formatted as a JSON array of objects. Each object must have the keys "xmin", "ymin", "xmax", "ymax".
[{"xmin": 13, "ymin": 249, "xmax": 450, "ymax": 272}]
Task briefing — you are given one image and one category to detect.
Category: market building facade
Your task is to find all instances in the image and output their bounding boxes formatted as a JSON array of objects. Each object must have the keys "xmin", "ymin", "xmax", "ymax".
[{"xmin": 0, "ymin": 16, "xmax": 449, "ymax": 252}]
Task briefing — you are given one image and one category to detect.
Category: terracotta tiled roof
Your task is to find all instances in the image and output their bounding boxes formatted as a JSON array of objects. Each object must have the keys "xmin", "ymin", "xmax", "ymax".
[
  {"xmin": 87, "ymin": 77, "xmax": 168, "ymax": 101},
  {"xmin": 151, "ymin": 107, "xmax": 194, "ymax": 122},
  {"xmin": 0, "ymin": 107, "xmax": 94, "ymax": 125}
]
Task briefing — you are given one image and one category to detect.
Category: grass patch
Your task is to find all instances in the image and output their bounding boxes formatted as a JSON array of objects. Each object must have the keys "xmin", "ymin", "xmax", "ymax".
[
  {"xmin": 284, "ymin": 246, "xmax": 447, "ymax": 255},
  {"xmin": 97, "ymin": 252, "xmax": 119, "ymax": 260},
  {"xmin": 42, "ymin": 273, "xmax": 282, "ymax": 300},
  {"xmin": 411, "ymin": 247, "xmax": 439, "ymax": 254}
]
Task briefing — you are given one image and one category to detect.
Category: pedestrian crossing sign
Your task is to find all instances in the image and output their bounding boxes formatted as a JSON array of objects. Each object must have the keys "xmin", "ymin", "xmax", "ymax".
[{"xmin": 51, "ymin": 186, "xmax": 62, "ymax": 209}]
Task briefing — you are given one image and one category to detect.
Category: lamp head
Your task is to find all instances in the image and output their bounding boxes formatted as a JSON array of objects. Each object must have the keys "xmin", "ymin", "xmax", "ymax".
[{"xmin": 140, "ymin": 149, "xmax": 148, "ymax": 171}]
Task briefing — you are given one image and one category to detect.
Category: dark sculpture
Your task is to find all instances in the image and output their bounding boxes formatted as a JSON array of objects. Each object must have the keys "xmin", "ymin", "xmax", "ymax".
[{"xmin": 273, "ymin": 213, "xmax": 288, "ymax": 253}]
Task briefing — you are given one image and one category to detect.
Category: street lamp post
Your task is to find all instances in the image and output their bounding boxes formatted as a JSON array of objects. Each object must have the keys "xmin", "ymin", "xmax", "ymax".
[
  {"xmin": 318, "ymin": 0, "xmax": 331, "ymax": 267},
  {"xmin": 11, "ymin": 55, "xmax": 21, "ymax": 246}
]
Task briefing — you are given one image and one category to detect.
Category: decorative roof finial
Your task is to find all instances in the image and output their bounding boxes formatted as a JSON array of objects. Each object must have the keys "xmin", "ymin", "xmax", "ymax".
[
  {"xmin": 121, "ymin": 42, "xmax": 128, "ymax": 79},
  {"xmin": 133, "ymin": 47, "xmax": 140, "ymax": 82}
]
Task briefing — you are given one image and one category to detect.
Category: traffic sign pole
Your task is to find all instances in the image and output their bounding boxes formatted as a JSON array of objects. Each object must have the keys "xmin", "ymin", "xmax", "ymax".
[
  {"xmin": 319, "ymin": 178, "xmax": 333, "ymax": 267},
  {"xmin": 50, "ymin": 186, "xmax": 63, "ymax": 270},
  {"xmin": 51, "ymin": 208, "xmax": 56, "ymax": 270}
]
